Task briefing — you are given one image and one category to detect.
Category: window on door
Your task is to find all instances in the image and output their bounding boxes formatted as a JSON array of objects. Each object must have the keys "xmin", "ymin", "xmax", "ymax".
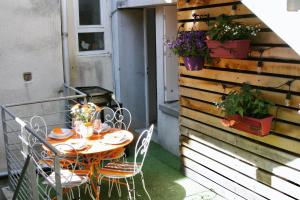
[{"xmin": 75, "ymin": 0, "xmax": 109, "ymax": 55}]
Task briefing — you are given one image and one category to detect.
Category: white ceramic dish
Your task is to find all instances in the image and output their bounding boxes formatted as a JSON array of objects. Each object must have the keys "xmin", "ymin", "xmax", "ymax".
[
  {"xmin": 48, "ymin": 128, "xmax": 74, "ymax": 139},
  {"xmin": 66, "ymin": 139, "xmax": 87, "ymax": 150},
  {"xmin": 101, "ymin": 131, "xmax": 127, "ymax": 144}
]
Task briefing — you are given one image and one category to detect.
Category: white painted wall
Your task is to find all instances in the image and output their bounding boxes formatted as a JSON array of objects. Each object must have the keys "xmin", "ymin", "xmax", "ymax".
[
  {"xmin": 0, "ymin": 0, "xmax": 64, "ymax": 172},
  {"xmin": 67, "ymin": 0, "xmax": 114, "ymax": 90}
]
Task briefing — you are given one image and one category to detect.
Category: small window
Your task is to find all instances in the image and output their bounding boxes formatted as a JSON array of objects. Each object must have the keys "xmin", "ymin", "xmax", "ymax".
[
  {"xmin": 78, "ymin": 32, "xmax": 104, "ymax": 51},
  {"xmin": 75, "ymin": 0, "xmax": 109, "ymax": 55},
  {"xmin": 79, "ymin": 0, "xmax": 101, "ymax": 25}
]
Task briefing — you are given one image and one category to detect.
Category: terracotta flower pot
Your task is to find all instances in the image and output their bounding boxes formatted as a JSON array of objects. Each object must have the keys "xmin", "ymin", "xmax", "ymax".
[
  {"xmin": 183, "ymin": 57, "xmax": 204, "ymax": 71},
  {"xmin": 206, "ymin": 39, "xmax": 250, "ymax": 59},
  {"xmin": 222, "ymin": 114, "xmax": 273, "ymax": 136}
]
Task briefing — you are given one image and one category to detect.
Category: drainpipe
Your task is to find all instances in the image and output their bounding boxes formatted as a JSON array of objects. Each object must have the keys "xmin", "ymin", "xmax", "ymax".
[{"xmin": 60, "ymin": 0, "xmax": 70, "ymax": 85}]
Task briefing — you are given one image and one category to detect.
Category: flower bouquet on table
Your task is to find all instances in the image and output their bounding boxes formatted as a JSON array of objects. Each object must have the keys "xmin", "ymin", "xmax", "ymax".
[
  {"xmin": 166, "ymin": 30, "xmax": 209, "ymax": 71},
  {"xmin": 206, "ymin": 15, "xmax": 260, "ymax": 59},
  {"xmin": 71, "ymin": 102, "xmax": 100, "ymax": 138},
  {"xmin": 215, "ymin": 83, "xmax": 274, "ymax": 136}
]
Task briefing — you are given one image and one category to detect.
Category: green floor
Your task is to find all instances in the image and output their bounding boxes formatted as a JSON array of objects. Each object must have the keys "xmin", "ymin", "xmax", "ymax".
[{"xmin": 95, "ymin": 142, "xmax": 223, "ymax": 200}]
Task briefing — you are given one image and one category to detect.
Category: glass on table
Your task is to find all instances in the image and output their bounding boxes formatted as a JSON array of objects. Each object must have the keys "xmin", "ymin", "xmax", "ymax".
[{"xmin": 92, "ymin": 118, "xmax": 103, "ymax": 134}]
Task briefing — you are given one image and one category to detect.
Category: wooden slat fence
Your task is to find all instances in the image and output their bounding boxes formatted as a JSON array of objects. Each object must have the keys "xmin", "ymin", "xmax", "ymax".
[{"xmin": 177, "ymin": 0, "xmax": 300, "ymax": 199}]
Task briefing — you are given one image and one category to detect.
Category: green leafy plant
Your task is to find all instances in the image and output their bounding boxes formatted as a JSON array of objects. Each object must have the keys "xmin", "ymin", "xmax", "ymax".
[
  {"xmin": 207, "ymin": 15, "xmax": 260, "ymax": 42},
  {"xmin": 216, "ymin": 84, "xmax": 273, "ymax": 119}
]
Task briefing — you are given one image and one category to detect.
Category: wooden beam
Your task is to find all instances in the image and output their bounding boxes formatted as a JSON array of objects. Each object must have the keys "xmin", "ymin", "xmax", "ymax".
[
  {"xmin": 179, "ymin": 78, "xmax": 300, "ymax": 109},
  {"xmin": 180, "ymin": 117, "xmax": 300, "ymax": 170},
  {"xmin": 178, "ymin": 4, "xmax": 252, "ymax": 20},
  {"xmin": 181, "ymin": 126, "xmax": 300, "ymax": 186},
  {"xmin": 179, "ymin": 94, "xmax": 300, "ymax": 126},
  {"xmin": 179, "ymin": 66, "xmax": 300, "ymax": 93},
  {"xmin": 182, "ymin": 167, "xmax": 246, "ymax": 200},
  {"xmin": 206, "ymin": 58, "xmax": 300, "ymax": 77},
  {"xmin": 180, "ymin": 17, "xmax": 267, "ymax": 31},
  {"xmin": 177, "ymin": 0, "xmax": 240, "ymax": 9},
  {"xmin": 182, "ymin": 149, "xmax": 298, "ymax": 200},
  {"xmin": 180, "ymin": 107, "xmax": 300, "ymax": 154}
]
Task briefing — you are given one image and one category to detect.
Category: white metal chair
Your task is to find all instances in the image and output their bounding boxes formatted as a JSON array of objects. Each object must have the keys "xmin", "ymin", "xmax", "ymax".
[
  {"xmin": 20, "ymin": 116, "xmax": 91, "ymax": 200},
  {"xmin": 93, "ymin": 106, "xmax": 132, "ymax": 131},
  {"xmin": 96, "ymin": 124, "xmax": 154, "ymax": 200},
  {"xmin": 93, "ymin": 106, "xmax": 132, "ymax": 161},
  {"xmin": 36, "ymin": 143, "xmax": 91, "ymax": 200}
]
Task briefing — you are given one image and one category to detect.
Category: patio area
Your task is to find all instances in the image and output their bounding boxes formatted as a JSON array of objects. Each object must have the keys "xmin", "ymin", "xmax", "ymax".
[
  {"xmin": 1, "ymin": 0, "xmax": 300, "ymax": 199},
  {"xmin": 1, "ymin": 141, "xmax": 224, "ymax": 200}
]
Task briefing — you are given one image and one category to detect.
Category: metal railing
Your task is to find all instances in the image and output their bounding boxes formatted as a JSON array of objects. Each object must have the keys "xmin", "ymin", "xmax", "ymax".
[{"xmin": 1, "ymin": 85, "xmax": 87, "ymax": 200}]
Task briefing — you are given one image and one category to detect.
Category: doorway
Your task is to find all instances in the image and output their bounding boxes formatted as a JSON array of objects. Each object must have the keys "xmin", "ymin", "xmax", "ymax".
[{"xmin": 145, "ymin": 8, "xmax": 158, "ymax": 126}]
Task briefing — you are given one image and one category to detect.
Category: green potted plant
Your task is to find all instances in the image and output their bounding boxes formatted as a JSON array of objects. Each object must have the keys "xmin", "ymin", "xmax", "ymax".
[
  {"xmin": 206, "ymin": 15, "xmax": 260, "ymax": 59},
  {"xmin": 216, "ymin": 84, "xmax": 274, "ymax": 136},
  {"xmin": 166, "ymin": 30, "xmax": 209, "ymax": 71}
]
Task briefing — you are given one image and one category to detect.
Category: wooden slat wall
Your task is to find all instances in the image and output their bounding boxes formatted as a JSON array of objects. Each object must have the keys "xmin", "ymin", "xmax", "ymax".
[{"xmin": 177, "ymin": 1, "xmax": 300, "ymax": 199}]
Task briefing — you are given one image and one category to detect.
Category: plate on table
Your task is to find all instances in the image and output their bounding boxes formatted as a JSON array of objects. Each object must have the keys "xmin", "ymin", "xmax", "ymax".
[
  {"xmin": 101, "ymin": 131, "xmax": 128, "ymax": 144},
  {"xmin": 48, "ymin": 128, "xmax": 74, "ymax": 139},
  {"xmin": 55, "ymin": 140, "xmax": 87, "ymax": 152},
  {"xmin": 65, "ymin": 139, "xmax": 87, "ymax": 151}
]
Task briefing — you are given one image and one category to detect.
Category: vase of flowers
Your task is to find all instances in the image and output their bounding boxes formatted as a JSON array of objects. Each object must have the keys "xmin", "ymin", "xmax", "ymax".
[
  {"xmin": 206, "ymin": 15, "xmax": 260, "ymax": 59},
  {"xmin": 167, "ymin": 30, "xmax": 209, "ymax": 71},
  {"xmin": 71, "ymin": 102, "xmax": 99, "ymax": 138}
]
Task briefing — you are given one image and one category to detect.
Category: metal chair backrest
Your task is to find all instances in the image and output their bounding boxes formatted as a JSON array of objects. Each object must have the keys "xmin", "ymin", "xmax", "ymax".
[
  {"xmin": 22, "ymin": 115, "xmax": 48, "ymax": 148},
  {"xmin": 133, "ymin": 124, "xmax": 154, "ymax": 173},
  {"xmin": 93, "ymin": 107, "xmax": 132, "ymax": 130},
  {"xmin": 36, "ymin": 143, "xmax": 79, "ymax": 186}
]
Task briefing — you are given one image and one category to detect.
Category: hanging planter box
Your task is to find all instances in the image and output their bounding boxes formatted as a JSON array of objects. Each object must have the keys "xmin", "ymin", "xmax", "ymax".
[
  {"xmin": 222, "ymin": 114, "xmax": 273, "ymax": 136},
  {"xmin": 206, "ymin": 39, "xmax": 250, "ymax": 59},
  {"xmin": 183, "ymin": 56, "xmax": 204, "ymax": 71}
]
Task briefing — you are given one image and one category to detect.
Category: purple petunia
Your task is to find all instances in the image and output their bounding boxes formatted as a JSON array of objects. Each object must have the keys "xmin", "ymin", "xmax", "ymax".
[{"xmin": 167, "ymin": 30, "xmax": 208, "ymax": 57}]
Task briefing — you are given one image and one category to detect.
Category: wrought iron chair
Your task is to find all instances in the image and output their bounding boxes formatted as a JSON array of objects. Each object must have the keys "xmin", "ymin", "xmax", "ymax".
[
  {"xmin": 35, "ymin": 143, "xmax": 92, "ymax": 200},
  {"xmin": 93, "ymin": 106, "xmax": 132, "ymax": 161},
  {"xmin": 21, "ymin": 116, "xmax": 92, "ymax": 200},
  {"xmin": 96, "ymin": 124, "xmax": 154, "ymax": 200}
]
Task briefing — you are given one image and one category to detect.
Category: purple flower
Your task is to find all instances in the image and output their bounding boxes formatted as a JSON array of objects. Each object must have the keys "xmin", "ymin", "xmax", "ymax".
[{"xmin": 166, "ymin": 30, "xmax": 208, "ymax": 57}]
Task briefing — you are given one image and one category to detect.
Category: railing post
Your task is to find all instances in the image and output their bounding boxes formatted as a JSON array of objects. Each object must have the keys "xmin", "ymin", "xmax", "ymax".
[
  {"xmin": 1, "ymin": 107, "xmax": 13, "ymax": 189},
  {"xmin": 54, "ymin": 155, "xmax": 63, "ymax": 200},
  {"xmin": 28, "ymin": 156, "xmax": 39, "ymax": 200}
]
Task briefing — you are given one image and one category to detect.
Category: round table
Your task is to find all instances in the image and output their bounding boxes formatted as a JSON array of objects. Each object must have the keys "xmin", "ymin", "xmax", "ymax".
[
  {"xmin": 47, "ymin": 128, "xmax": 133, "ymax": 155},
  {"xmin": 46, "ymin": 128, "xmax": 134, "ymax": 199}
]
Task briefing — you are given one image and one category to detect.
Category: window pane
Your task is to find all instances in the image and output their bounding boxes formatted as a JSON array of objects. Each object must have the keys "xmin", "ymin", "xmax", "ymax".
[
  {"xmin": 79, "ymin": 0, "xmax": 101, "ymax": 25},
  {"xmin": 78, "ymin": 32, "xmax": 104, "ymax": 51}
]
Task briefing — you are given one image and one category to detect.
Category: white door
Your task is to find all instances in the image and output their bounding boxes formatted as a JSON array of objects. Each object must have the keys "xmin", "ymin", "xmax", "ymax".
[{"xmin": 163, "ymin": 6, "xmax": 179, "ymax": 102}]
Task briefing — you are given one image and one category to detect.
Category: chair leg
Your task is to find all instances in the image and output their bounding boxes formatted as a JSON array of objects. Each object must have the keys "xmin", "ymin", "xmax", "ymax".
[
  {"xmin": 131, "ymin": 177, "xmax": 136, "ymax": 200},
  {"xmin": 96, "ymin": 175, "xmax": 104, "ymax": 200},
  {"xmin": 116, "ymin": 179, "xmax": 122, "ymax": 197},
  {"xmin": 124, "ymin": 178, "xmax": 133, "ymax": 200},
  {"xmin": 140, "ymin": 172, "xmax": 151, "ymax": 200},
  {"xmin": 108, "ymin": 178, "xmax": 113, "ymax": 198}
]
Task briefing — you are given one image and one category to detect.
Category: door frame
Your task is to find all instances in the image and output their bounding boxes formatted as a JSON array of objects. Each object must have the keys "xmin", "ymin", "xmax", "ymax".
[{"xmin": 143, "ymin": 8, "xmax": 150, "ymax": 127}]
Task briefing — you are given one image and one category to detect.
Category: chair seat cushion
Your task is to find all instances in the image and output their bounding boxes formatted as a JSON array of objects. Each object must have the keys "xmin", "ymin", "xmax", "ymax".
[
  {"xmin": 98, "ymin": 162, "xmax": 142, "ymax": 178},
  {"xmin": 44, "ymin": 169, "xmax": 89, "ymax": 188}
]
